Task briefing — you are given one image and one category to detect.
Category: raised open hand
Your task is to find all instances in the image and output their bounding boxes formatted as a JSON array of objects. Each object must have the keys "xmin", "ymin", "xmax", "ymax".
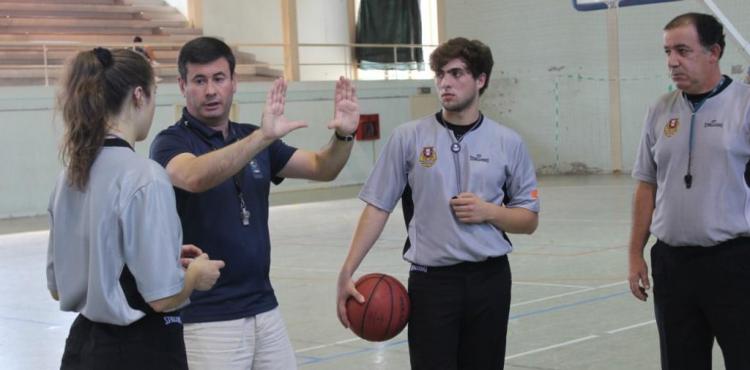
[
  {"xmin": 327, "ymin": 77, "xmax": 359, "ymax": 136},
  {"xmin": 261, "ymin": 78, "xmax": 307, "ymax": 140}
]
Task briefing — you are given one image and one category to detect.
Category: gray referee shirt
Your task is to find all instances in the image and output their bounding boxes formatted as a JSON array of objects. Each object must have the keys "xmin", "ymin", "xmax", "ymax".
[
  {"xmin": 633, "ymin": 79, "xmax": 750, "ymax": 247},
  {"xmin": 46, "ymin": 147, "xmax": 185, "ymax": 325},
  {"xmin": 360, "ymin": 114, "xmax": 540, "ymax": 267}
]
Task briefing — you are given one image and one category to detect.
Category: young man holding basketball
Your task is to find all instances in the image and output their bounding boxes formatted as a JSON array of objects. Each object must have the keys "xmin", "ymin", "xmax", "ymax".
[
  {"xmin": 628, "ymin": 13, "xmax": 750, "ymax": 369},
  {"xmin": 337, "ymin": 37, "xmax": 539, "ymax": 370}
]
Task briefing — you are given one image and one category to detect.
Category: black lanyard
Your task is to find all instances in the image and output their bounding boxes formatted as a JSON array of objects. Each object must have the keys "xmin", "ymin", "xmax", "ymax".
[
  {"xmin": 435, "ymin": 112, "xmax": 483, "ymax": 195},
  {"xmin": 182, "ymin": 118, "xmax": 251, "ymax": 226},
  {"xmin": 683, "ymin": 76, "xmax": 728, "ymax": 189},
  {"xmin": 103, "ymin": 137, "xmax": 134, "ymax": 151}
]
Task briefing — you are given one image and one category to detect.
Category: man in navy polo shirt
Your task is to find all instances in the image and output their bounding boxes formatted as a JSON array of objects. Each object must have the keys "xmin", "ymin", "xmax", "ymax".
[{"xmin": 150, "ymin": 37, "xmax": 359, "ymax": 370}]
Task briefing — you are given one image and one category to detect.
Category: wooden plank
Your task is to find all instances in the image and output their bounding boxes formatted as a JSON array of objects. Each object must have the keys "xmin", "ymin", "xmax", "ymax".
[
  {"xmin": 281, "ymin": 0, "xmax": 299, "ymax": 81},
  {"xmin": 0, "ymin": 33, "xmax": 196, "ymax": 43},
  {"xmin": 0, "ymin": 17, "xmax": 186, "ymax": 28}
]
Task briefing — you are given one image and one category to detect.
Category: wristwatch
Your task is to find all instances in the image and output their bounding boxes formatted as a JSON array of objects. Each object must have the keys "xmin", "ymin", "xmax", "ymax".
[{"xmin": 334, "ymin": 130, "xmax": 356, "ymax": 142}]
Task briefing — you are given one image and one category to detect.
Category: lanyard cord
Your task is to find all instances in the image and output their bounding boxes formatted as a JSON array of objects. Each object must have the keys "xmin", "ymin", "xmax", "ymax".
[
  {"xmin": 684, "ymin": 76, "xmax": 726, "ymax": 189},
  {"xmin": 183, "ymin": 119, "xmax": 251, "ymax": 225},
  {"xmin": 435, "ymin": 112, "xmax": 483, "ymax": 195}
]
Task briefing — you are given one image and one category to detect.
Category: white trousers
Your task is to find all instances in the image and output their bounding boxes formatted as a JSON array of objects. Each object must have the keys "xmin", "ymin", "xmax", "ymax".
[{"xmin": 183, "ymin": 307, "xmax": 297, "ymax": 370}]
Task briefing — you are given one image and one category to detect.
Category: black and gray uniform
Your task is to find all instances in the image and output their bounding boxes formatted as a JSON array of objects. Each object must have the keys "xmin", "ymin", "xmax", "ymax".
[
  {"xmin": 360, "ymin": 112, "xmax": 539, "ymax": 370},
  {"xmin": 633, "ymin": 76, "xmax": 750, "ymax": 370},
  {"xmin": 46, "ymin": 138, "xmax": 188, "ymax": 370}
]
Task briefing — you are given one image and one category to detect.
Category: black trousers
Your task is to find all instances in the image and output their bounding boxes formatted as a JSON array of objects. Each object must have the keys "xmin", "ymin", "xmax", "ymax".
[
  {"xmin": 651, "ymin": 238, "xmax": 750, "ymax": 370},
  {"xmin": 408, "ymin": 255, "xmax": 511, "ymax": 370},
  {"xmin": 60, "ymin": 313, "xmax": 187, "ymax": 370}
]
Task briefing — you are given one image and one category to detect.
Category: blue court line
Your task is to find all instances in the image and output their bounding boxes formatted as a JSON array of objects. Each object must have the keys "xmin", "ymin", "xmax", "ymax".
[
  {"xmin": 298, "ymin": 289, "xmax": 631, "ymax": 367},
  {"xmin": 0, "ymin": 315, "xmax": 62, "ymax": 326},
  {"xmin": 298, "ymin": 339, "xmax": 408, "ymax": 365},
  {"xmin": 509, "ymin": 290, "xmax": 630, "ymax": 320}
]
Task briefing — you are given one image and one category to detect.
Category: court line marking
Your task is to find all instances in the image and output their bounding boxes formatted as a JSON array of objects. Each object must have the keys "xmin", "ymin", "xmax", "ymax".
[
  {"xmin": 511, "ymin": 280, "xmax": 625, "ymax": 307},
  {"xmin": 0, "ymin": 315, "xmax": 61, "ymax": 326},
  {"xmin": 505, "ymin": 335, "xmax": 599, "ymax": 360},
  {"xmin": 297, "ymin": 286, "xmax": 634, "ymax": 366},
  {"xmin": 513, "ymin": 244, "xmax": 628, "ymax": 257},
  {"xmin": 504, "ymin": 320, "xmax": 657, "ymax": 361},
  {"xmin": 298, "ymin": 339, "xmax": 408, "ymax": 365},
  {"xmin": 296, "ymin": 337, "xmax": 361, "ymax": 353},
  {"xmin": 606, "ymin": 320, "xmax": 655, "ymax": 334},
  {"xmin": 513, "ymin": 281, "xmax": 591, "ymax": 289},
  {"xmin": 510, "ymin": 290, "xmax": 630, "ymax": 320},
  {"xmin": 300, "ymin": 317, "xmax": 655, "ymax": 366}
]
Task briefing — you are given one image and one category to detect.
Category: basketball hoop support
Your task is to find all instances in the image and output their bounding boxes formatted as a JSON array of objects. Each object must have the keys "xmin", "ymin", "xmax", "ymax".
[
  {"xmin": 701, "ymin": 0, "xmax": 750, "ymax": 58},
  {"xmin": 606, "ymin": 1, "xmax": 623, "ymax": 173}
]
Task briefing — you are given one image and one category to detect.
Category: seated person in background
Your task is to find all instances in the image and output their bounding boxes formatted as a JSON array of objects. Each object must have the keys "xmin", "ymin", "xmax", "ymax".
[{"xmin": 133, "ymin": 36, "xmax": 158, "ymax": 64}]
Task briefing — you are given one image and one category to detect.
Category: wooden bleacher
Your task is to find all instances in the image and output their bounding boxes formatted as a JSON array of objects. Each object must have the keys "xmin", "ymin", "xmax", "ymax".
[{"xmin": 0, "ymin": 0, "xmax": 282, "ymax": 86}]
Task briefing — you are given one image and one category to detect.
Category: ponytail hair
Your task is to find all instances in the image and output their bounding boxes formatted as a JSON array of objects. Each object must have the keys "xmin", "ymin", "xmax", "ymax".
[{"xmin": 58, "ymin": 48, "xmax": 154, "ymax": 190}]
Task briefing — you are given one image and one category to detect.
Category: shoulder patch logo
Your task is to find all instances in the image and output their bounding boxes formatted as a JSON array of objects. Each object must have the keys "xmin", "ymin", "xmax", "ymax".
[
  {"xmin": 419, "ymin": 146, "xmax": 437, "ymax": 168},
  {"xmin": 664, "ymin": 118, "xmax": 679, "ymax": 138}
]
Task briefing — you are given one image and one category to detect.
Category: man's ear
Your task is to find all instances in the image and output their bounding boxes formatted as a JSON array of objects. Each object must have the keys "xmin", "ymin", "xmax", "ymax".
[
  {"xmin": 178, "ymin": 77, "xmax": 187, "ymax": 96},
  {"xmin": 476, "ymin": 73, "xmax": 487, "ymax": 91},
  {"xmin": 709, "ymin": 44, "xmax": 721, "ymax": 63}
]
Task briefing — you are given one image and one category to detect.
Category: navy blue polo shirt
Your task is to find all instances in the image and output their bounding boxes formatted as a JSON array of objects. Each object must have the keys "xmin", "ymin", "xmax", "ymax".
[{"xmin": 149, "ymin": 109, "xmax": 297, "ymax": 323}]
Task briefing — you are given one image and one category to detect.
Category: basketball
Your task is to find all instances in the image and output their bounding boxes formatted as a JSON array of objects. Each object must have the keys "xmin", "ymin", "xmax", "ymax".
[{"xmin": 346, "ymin": 273, "xmax": 410, "ymax": 342}]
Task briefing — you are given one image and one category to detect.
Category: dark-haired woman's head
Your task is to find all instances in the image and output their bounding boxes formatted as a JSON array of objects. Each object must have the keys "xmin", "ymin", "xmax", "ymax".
[{"xmin": 58, "ymin": 48, "xmax": 154, "ymax": 189}]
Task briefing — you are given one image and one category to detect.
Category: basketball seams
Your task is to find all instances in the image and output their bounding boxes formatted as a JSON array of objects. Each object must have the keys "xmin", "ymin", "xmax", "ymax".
[
  {"xmin": 360, "ymin": 274, "xmax": 386, "ymax": 339},
  {"xmin": 347, "ymin": 272, "xmax": 409, "ymax": 342},
  {"xmin": 395, "ymin": 277, "xmax": 410, "ymax": 328},
  {"xmin": 384, "ymin": 276, "xmax": 395, "ymax": 339}
]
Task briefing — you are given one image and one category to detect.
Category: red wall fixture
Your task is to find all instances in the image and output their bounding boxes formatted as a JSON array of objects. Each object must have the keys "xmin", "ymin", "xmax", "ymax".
[{"xmin": 356, "ymin": 114, "xmax": 380, "ymax": 141}]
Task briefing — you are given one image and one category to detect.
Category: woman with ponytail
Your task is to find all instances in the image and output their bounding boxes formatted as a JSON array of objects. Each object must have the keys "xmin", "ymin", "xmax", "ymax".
[{"xmin": 46, "ymin": 47, "xmax": 225, "ymax": 370}]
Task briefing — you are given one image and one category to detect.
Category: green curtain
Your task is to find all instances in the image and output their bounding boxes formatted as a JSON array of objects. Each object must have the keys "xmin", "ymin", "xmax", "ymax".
[{"xmin": 355, "ymin": 0, "xmax": 423, "ymax": 69}]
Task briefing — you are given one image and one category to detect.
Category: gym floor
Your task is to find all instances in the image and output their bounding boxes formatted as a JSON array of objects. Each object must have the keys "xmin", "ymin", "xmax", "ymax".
[{"xmin": 0, "ymin": 174, "xmax": 727, "ymax": 369}]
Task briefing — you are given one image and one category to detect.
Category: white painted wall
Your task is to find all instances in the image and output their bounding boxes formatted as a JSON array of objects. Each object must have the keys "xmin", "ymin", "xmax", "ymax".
[
  {"xmin": 444, "ymin": 0, "xmax": 750, "ymax": 174},
  {"xmin": 199, "ymin": 0, "xmax": 440, "ymax": 81},
  {"xmin": 0, "ymin": 80, "xmax": 433, "ymax": 218},
  {"xmin": 297, "ymin": 0, "xmax": 351, "ymax": 80},
  {"xmin": 3, "ymin": 0, "xmax": 750, "ymax": 218},
  {"xmin": 164, "ymin": 0, "xmax": 187, "ymax": 17},
  {"xmin": 201, "ymin": 1, "xmax": 285, "ymax": 68}
]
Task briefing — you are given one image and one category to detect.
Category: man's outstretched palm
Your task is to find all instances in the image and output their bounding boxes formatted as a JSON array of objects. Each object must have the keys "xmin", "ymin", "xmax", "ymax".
[
  {"xmin": 261, "ymin": 78, "xmax": 307, "ymax": 140},
  {"xmin": 328, "ymin": 77, "xmax": 359, "ymax": 135}
]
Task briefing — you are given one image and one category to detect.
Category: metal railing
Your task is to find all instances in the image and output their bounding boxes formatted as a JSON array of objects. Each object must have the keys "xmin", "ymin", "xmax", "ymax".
[{"xmin": 0, "ymin": 40, "xmax": 438, "ymax": 86}]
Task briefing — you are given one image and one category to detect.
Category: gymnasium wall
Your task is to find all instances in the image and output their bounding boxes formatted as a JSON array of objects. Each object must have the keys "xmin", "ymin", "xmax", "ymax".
[
  {"xmin": 201, "ymin": 0, "xmax": 352, "ymax": 81},
  {"xmin": 445, "ymin": 0, "xmax": 750, "ymax": 174},
  {"xmin": 3, "ymin": 0, "xmax": 750, "ymax": 219},
  {"xmin": 0, "ymin": 80, "xmax": 435, "ymax": 219}
]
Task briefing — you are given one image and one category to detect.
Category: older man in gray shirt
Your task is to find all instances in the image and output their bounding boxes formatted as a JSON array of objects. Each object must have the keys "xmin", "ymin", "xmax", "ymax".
[{"xmin": 628, "ymin": 12, "xmax": 750, "ymax": 370}]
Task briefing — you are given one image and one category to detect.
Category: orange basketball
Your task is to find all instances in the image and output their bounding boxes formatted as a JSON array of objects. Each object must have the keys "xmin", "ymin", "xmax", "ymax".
[{"xmin": 346, "ymin": 273, "xmax": 410, "ymax": 342}]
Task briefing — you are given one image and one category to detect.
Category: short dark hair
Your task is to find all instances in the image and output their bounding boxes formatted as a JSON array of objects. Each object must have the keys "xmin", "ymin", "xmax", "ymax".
[
  {"xmin": 665, "ymin": 12, "xmax": 725, "ymax": 59},
  {"xmin": 430, "ymin": 37, "xmax": 494, "ymax": 95},
  {"xmin": 133, "ymin": 36, "xmax": 143, "ymax": 43},
  {"xmin": 178, "ymin": 36, "xmax": 236, "ymax": 80}
]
